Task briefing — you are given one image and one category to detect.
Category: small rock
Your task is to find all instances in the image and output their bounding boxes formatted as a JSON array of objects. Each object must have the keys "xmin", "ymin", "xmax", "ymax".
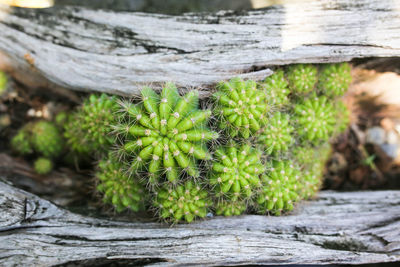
[
  {"xmin": 365, "ymin": 126, "xmax": 386, "ymax": 145},
  {"xmin": 386, "ymin": 130, "xmax": 399, "ymax": 145},
  {"xmin": 380, "ymin": 144, "xmax": 399, "ymax": 160}
]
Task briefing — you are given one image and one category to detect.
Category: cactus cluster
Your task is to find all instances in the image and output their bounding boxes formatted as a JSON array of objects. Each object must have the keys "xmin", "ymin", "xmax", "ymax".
[
  {"xmin": 11, "ymin": 120, "xmax": 64, "ymax": 175},
  {"xmin": 10, "ymin": 62, "xmax": 352, "ymax": 223}
]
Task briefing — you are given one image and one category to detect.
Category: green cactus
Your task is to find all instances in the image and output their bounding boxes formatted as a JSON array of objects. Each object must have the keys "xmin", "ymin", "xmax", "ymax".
[
  {"xmin": 117, "ymin": 83, "xmax": 218, "ymax": 184},
  {"xmin": 294, "ymin": 94, "xmax": 336, "ymax": 143},
  {"xmin": 256, "ymin": 161, "xmax": 300, "ymax": 215},
  {"xmin": 334, "ymin": 100, "xmax": 350, "ymax": 133},
  {"xmin": 154, "ymin": 181, "xmax": 211, "ymax": 223},
  {"xmin": 213, "ymin": 77, "xmax": 269, "ymax": 138},
  {"xmin": 64, "ymin": 94, "xmax": 118, "ymax": 155},
  {"xmin": 258, "ymin": 112, "xmax": 294, "ymax": 155},
  {"xmin": 260, "ymin": 69, "xmax": 290, "ymax": 107},
  {"xmin": 209, "ymin": 143, "xmax": 264, "ymax": 200},
  {"xmin": 96, "ymin": 154, "xmax": 145, "ymax": 212},
  {"xmin": 318, "ymin": 63, "xmax": 352, "ymax": 97},
  {"xmin": 11, "ymin": 126, "xmax": 33, "ymax": 155},
  {"xmin": 34, "ymin": 157, "xmax": 53, "ymax": 175},
  {"xmin": 215, "ymin": 199, "xmax": 247, "ymax": 217},
  {"xmin": 287, "ymin": 64, "xmax": 318, "ymax": 94},
  {"xmin": 31, "ymin": 121, "xmax": 64, "ymax": 158},
  {"xmin": 297, "ymin": 168, "xmax": 322, "ymax": 200},
  {"xmin": 0, "ymin": 71, "xmax": 7, "ymax": 95}
]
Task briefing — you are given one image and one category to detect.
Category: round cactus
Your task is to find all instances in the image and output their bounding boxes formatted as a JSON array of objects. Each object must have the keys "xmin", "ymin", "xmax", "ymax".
[
  {"xmin": 64, "ymin": 94, "xmax": 118, "ymax": 154},
  {"xmin": 215, "ymin": 199, "xmax": 247, "ymax": 217},
  {"xmin": 258, "ymin": 112, "xmax": 294, "ymax": 155},
  {"xmin": 293, "ymin": 145, "xmax": 315, "ymax": 166},
  {"xmin": 213, "ymin": 77, "xmax": 269, "ymax": 138},
  {"xmin": 318, "ymin": 63, "xmax": 351, "ymax": 97},
  {"xmin": 297, "ymin": 168, "xmax": 322, "ymax": 200},
  {"xmin": 153, "ymin": 181, "xmax": 211, "ymax": 223},
  {"xmin": 11, "ymin": 127, "xmax": 33, "ymax": 155},
  {"xmin": 260, "ymin": 69, "xmax": 290, "ymax": 107},
  {"xmin": 256, "ymin": 161, "xmax": 300, "ymax": 215},
  {"xmin": 31, "ymin": 120, "xmax": 64, "ymax": 158},
  {"xmin": 117, "ymin": 83, "xmax": 218, "ymax": 184},
  {"xmin": 334, "ymin": 100, "xmax": 350, "ymax": 134},
  {"xmin": 34, "ymin": 157, "xmax": 53, "ymax": 175},
  {"xmin": 96, "ymin": 154, "xmax": 145, "ymax": 212},
  {"xmin": 287, "ymin": 64, "xmax": 318, "ymax": 94},
  {"xmin": 209, "ymin": 143, "xmax": 264, "ymax": 200},
  {"xmin": 294, "ymin": 95, "xmax": 336, "ymax": 143},
  {"xmin": 0, "ymin": 71, "xmax": 7, "ymax": 95}
]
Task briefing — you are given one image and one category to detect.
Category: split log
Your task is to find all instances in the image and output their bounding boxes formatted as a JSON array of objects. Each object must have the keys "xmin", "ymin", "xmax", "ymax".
[
  {"xmin": 0, "ymin": 0, "xmax": 399, "ymax": 96},
  {"xmin": 0, "ymin": 179, "xmax": 399, "ymax": 266}
]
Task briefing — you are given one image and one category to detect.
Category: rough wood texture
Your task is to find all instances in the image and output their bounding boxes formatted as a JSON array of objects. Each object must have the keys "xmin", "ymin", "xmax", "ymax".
[
  {"xmin": 0, "ymin": 0, "xmax": 400, "ymax": 96},
  {"xmin": 1, "ymin": 179, "xmax": 399, "ymax": 266}
]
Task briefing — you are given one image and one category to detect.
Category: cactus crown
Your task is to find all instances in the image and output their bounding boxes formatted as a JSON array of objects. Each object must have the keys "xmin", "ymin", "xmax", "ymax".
[
  {"xmin": 154, "ymin": 181, "xmax": 211, "ymax": 223},
  {"xmin": 287, "ymin": 64, "xmax": 318, "ymax": 94},
  {"xmin": 213, "ymin": 77, "xmax": 269, "ymax": 138},
  {"xmin": 318, "ymin": 63, "xmax": 352, "ymax": 97},
  {"xmin": 34, "ymin": 157, "xmax": 53, "ymax": 175},
  {"xmin": 260, "ymin": 69, "xmax": 290, "ymax": 107},
  {"xmin": 116, "ymin": 83, "xmax": 218, "ymax": 185}
]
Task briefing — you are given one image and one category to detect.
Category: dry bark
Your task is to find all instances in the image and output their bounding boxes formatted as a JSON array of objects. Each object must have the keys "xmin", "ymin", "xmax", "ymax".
[
  {"xmin": 0, "ymin": 179, "xmax": 399, "ymax": 266},
  {"xmin": 0, "ymin": 0, "xmax": 399, "ymax": 96}
]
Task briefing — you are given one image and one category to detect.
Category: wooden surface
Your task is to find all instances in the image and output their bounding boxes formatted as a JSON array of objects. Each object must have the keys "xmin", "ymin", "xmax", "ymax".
[
  {"xmin": 1, "ymin": 179, "xmax": 399, "ymax": 266},
  {"xmin": 0, "ymin": 0, "xmax": 400, "ymax": 96}
]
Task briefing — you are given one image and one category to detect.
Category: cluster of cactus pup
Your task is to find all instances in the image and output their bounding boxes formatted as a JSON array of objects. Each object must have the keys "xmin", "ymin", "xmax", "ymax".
[{"xmin": 10, "ymin": 63, "xmax": 351, "ymax": 223}]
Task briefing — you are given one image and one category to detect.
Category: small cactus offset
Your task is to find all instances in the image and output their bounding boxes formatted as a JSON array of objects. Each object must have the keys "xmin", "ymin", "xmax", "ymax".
[
  {"xmin": 96, "ymin": 154, "xmax": 145, "ymax": 212},
  {"xmin": 256, "ymin": 161, "xmax": 301, "ymax": 215},
  {"xmin": 215, "ymin": 199, "xmax": 247, "ymax": 217},
  {"xmin": 286, "ymin": 64, "xmax": 318, "ymax": 94},
  {"xmin": 294, "ymin": 94, "xmax": 336, "ymax": 144},
  {"xmin": 31, "ymin": 120, "xmax": 64, "ymax": 158},
  {"xmin": 154, "ymin": 181, "xmax": 211, "ymax": 223},
  {"xmin": 64, "ymin": 94, "xmax": 118, "ymax": 155},
  {"xmin": 318, "ymin": 63, "xmax": 352, "ymax": 97},
  {"xmin": 260, "ymin": 69, "xmax": 290, "ymax": 107},
  {"xmin": 116, "ymin": 83, "xmax": 218, "ymax": 184},
  {"xmin": 11, "ymin": 126, "xmax": 33, "ymax": 155},
  {"xmin": 34, "ymin": 157, "xmax": 53, "ymax": 175},
  {"xmin": 258, "ymin": 112, "xmax": 294, "ymax": 155},
  {"xmin": 209, "ymin": 143, "xmax": 264, "ymax": 200},
  {"xmin": 213, "ymin": 77, "xmax": 269, "ymax": 138},
  {"xmin": 334, "ymin": 100, "xmax": 351, "ymax": 134}
]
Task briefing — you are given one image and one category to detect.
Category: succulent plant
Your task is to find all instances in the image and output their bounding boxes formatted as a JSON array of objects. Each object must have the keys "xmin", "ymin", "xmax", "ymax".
[
  {"xmin": 258, "ymin": 112, "xmax": 294, "ymax": 155},
  {"xmin": 260, "ymin": 69, "xmax": 290, "ymax": 107},
  {"xmin": 0, "ymin": 71, "xmax": 7, "ymax": 95},
  {"xmin": 209, "ymin": 143, "xmax": 264, "ymax": 200},
  {"xmin": 34, "ymin": 157, "xmax": 53, "ymax": 175},
  {"xmin": 11, "ymin": 126, "xmax": 33, "ymax": 155},
  {"xmin": 297, "ymin": 168, "xmax": 322, "ymax": 200},
  {"xmin": 31, "ymin": 120, "xmax": 64, "ymax": 158},
  {"xmin": 287, "ymin": 64, "xmax": 318, "ymax": 94},
  {"xmin": 153, "ymin": 180, "xmax": 211, "ymax": 223},
  {"xmin": 213, "ymin": 77, "xmax": 269, "ymax": 138},
  {"xmin": 215, "ymin": 199, "xmax": 247, "ymax": 217},
  {"xmin": 334, "ymin": 100, "xmax": 350, "ymax": 133},
  {"xmin": 294, "ymin": 94, "xmax": 336, "ymax": 143},
  {"xmin": 96, "ymin": 154, "xmax": 145, "ymax": 212},
  {"xmin": 256, "ymin": 161, "xmax": 300, "ymax": 215},
  {"xmin": 318, "ymin": 63, "xmax": 352, "ymax": 97},
  {"xmin": 117, "ymin": 83, "xmax": 218, "ymax": 184},
  {"xmin": 55, "ymin": 111, "xmax": 70, "ymax": 128},
  {"xmin": 64, "ymin": 94, "xmax": 118, "ymax": 155}
]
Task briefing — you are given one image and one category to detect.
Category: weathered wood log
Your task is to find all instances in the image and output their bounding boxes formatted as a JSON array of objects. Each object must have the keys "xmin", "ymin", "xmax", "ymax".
[
  {"xmin": 0, "ymin": 0, "xmax": 400, "ymax": 96},
  {"xmin": 1, "ymin": 179, "xmax": 399, "ymax": 266}
]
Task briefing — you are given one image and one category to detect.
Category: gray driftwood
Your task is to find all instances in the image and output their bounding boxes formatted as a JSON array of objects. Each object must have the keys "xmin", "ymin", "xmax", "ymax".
[
  {"xmin": 1, "ymin": 179, "xmax": 399, "ymax": 266},
  {"xmin": 0, "ymin": 0, "xmax": 400, "ymax": 96}
]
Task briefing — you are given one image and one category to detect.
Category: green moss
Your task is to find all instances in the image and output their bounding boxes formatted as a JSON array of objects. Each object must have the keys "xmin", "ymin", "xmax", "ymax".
[
  {"xmin": 34, "ymin": 157, "xmax": 53, "ymax": 175},
  {"xmin": 214, "ymin": 77, "xmax": 269, "ymax": 138},
  {"xmin": 154, "ymin": 181, "xmax": 211, "ymax": 223},
  {"xmin": 116, "ymin": 83, "xmax": 218, "ymax": 184}
]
